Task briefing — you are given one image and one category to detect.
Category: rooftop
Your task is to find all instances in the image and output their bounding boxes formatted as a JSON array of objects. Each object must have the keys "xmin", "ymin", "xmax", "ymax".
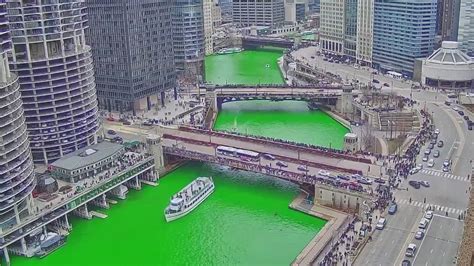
[
  {"xmin": 426, "ymin": 41, "xmax": 473, "ymax": 65},
  {"xmin": 50, "ymin": 142, "xmax": 124, "ymax": 171}
]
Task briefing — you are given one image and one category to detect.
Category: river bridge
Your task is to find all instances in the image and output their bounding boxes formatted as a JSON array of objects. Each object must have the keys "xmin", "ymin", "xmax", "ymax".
[
  {"xmin": 241, "ymin": 36, "xmax": 294, "ymax": 49},
  {"xmin": 161, "ymin": 126, "xmax": 382, "ymax": 178},
  {"xmin": 192, "ymin": 84, "xmax": 354, "ymax": 110}
]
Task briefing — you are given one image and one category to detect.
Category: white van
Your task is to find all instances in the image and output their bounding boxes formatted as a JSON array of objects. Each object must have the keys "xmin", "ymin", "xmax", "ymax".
[{"xmin": 419, "ymin": 218, "xmax": 429, "ymax": 229}]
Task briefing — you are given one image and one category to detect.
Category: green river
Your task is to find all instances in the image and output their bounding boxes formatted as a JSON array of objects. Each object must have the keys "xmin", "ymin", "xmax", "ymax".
[
  {"xmin": 13, "ymin": 49, "xmax": 350, "ymax": 265},
  {"xmin": 14, "ymin": 163, "xmax": 326, "ymax": 266}
]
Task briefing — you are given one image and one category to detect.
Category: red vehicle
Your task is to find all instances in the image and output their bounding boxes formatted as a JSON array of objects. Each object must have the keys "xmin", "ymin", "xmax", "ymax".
[
  {"xmin": 348, "ymin": 182, "xmax": 363, "ymax": 192},
  {"xmin": 106, "ymin": 117, "xmax": 115, "ymax": 122}
]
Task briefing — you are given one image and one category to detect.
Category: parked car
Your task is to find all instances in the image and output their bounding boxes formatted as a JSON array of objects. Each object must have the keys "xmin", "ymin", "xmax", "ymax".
[
  {"xmin": 464, "ymin": 115, "xmax": 470, "ymax": 121},
  {"xmin": 409, "ymin": 180, "xmax": 421, "ymax": 189},
  {"xmin": 422, "ymin": 156, "xmax": 429, "ymax": 162},
  {"xmin": 376, "ymin": 218, "xmax": 386, "ymax": 230},
  {"xmin": 425, "ymin": 211, "xmax": 433, "ymax": 220},
  {"xmin": 458, "ymin": 110, "xmax": 464, "ymax": 116},
  {"xmin": 420, "ymin": 181, "xmax": 430, "ymax": 187},
  {"xmin": 443, "ymin": 159, "xmax": 451, "ymax": 167},
  {"xmin": 409, "ymin": 167, "xmax": 421, "ymax": 175},
  {"xmin": 276, "ymin": 161, "xmax": 288, "ymax": 168},
  {"xmin": 428, "ymin": 143, "xmax": 435, "ymax": 149},
  {"xmin": 405, "ymin": 243, "xmax": 417, "ymax": 257},
  {"xmin": 433, "ymin": 150, "xmax": 440, "ymax": 158},
  {"xmin": 419, "ymin": 218, "xmax": 429, "ymax": 229},
  {"xmin": 437, "ymin": 140, "xmax": 444, "ymax": 147},
  {"xmin": 297, "ymin": 165, "xmax": 309, "ymax": 172},
  {"xmin": 122, "ymin": 120, "xmax": 131, "ymax": 126},
  {"xmin": 374, "ymin": 178, "xmax": 386, "ymax": 184},
  {"xmin": 388, "ymin": 203, "xmax": 398, "ymax": 215},
  {"xmin": 318, "ymin": 170, "xmax": 330, "ymax": 176},
  {"xmin": 427, "ymin": 159, "xmax": 435, "ymax": 168},
  {"xmin": 107, "ymin": 129, "xmax": 116, "ymax": 135},
  {"xmin": 357, "ymin": 176, "xmax": 373, "ymax": 185},
  {"xmin": 442, "ymin": 166, "xmax": 450, "ymax": 172},
  {"xmin": 337, "ymin": 174, "xmax": 350, "ymax": 180},
  {"xmin": 383, "ymin": 83, "xmax": 390, "ymax": 87},
  {"xmin": 415, "ymin": 229, "xmax": 425, "ymax": 240},
  {"xmin": 434, "ymin": 128, "xmax": 440, "ymax": 135},
  {"xmin": 402, "ymin": 259, "xmax": 411, "ymax": 266},
  {"xmin": 424, "ymin": 149, "xmax": 431, "ymax": 155}
]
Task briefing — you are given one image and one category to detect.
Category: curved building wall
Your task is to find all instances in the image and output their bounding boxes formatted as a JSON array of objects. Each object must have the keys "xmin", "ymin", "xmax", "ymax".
[
  {"xmin": 173, "ymin": 0, "xmax": 205, "ymax": 77},
  {"xmin": 6, "ymin": 0, "xmax": 99, "ymax": 164},
  {"xmin": 0, "ymin": 1, "xmax": 35, "ymax": 230}
]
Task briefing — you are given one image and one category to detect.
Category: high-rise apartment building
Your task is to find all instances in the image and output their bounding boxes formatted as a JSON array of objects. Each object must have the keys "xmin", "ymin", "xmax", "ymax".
[
  {"xmin": 204, "ymin": 0, "xmax": 214, "ymax": 55},
  {"xmin": 373, "ymin": 0, "xmax": 438, "ymax": 76},
  {"xmin": 356, "ymin": 0, "xmax": 374, "ymax": 65},
  {"xmin": 6, "ymin": 0, "xmax": 100, "ymax": 164},
  {"xmin": 320, "ymin": 0, "xmax": 345, "ymax": 54},
  {"xmin": 0, "ymin": 1, "xmax": 36, "ymax": 231},
  {"xmin": 458, "ymin": 0, "xmax": 474, "ymax": 55},
  {"xmin": 232, "ymin": 0, "xmax": 285, "ymax": 27},
  {"xmin": 441, "ymin": 0, "xmax": 461, "ymax": 42},
  {"xmin": 173, "ymin": 0, "xmax": 205, "ymax": 78},
  {"xmin": 86, "ymin": 0, "xmax": 176, "ymax": 113}
]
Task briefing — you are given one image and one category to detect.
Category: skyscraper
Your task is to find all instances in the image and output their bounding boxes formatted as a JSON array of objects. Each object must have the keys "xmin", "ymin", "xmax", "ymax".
[
  {"xmin": 0, "ymin": 0, "xmax": 36, "ymax": 230},
  {"xmin": 344, "ymin": 0, "xmax": 358, "ymax": 58},
  {"xmin": 458, "ymin": 0, "xmax": 474, "ymax": 55},
  {"xmin": 320, "ymin": 0, "xmax": 345, "ymax": 54},
  {"xmin": 204, "ymin": 0, "xmax": 214, "ymax": 55},
  {"xmin": 356, "ymin": 0, "xmax": 374, "ymax": 65},
  {"xmin": 441, "ymin": 0, "xmax": 461, "ymax": 42},
  {"xmin": 173, "ymin": 0, "xmax": 205, "ymax": 79},
  {"xmin": 86, "ymin": 0, "xmax": 176, "ymax": 112},
  {"xmin": 373, "ymin": 0, "xmax": 438, "ymax": 76},
  {"xmin": 232, "ymin": 0, "xmax": 285, "ymax": 27},
  {"xmin": 6, "ymin": 0, "xmax": 99, "ymax": 164}
]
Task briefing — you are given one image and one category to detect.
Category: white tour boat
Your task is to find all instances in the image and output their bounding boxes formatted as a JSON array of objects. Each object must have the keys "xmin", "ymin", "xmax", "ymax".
[{"xmin": 164, "ymin": 177, "xmax": 214, "ymax": 222}]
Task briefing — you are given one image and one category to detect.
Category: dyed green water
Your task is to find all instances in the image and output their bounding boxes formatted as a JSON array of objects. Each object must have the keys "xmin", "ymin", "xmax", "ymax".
[
  {"xmin": 205, "ymin": 49, "xmax": 285, "ymax": 85},
  {"xmin": 214, "ymin": 101, "xmax": 350, "ymax": 150},
  {"xmin": 14, "ymin": 162, "xmax": 326, "ymax": 266}
]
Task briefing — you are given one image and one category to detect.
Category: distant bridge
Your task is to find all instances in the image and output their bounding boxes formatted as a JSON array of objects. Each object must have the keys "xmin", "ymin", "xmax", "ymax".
[
  {"xmin": 242, "ymin": 36, "xmax": 294, "ymax": 49},
  {"xmin": 192, "ymin": 84, "xmax": 354, "ymax": 110}
]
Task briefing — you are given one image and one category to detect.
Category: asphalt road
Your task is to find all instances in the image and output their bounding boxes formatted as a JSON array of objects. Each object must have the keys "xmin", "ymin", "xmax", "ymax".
[{"xmin": 413, "ymin": 214, "xmax": 464, "ymax": 266}]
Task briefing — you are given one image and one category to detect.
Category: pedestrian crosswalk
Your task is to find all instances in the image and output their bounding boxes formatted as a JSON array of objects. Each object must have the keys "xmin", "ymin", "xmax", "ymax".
[
  {"xmin": 420, "ymin": 169, "xmax": 469, "ymax": 182},
  {"xmin": 395, "ymin": 198, "xmax": 465, "ymax": 215}
]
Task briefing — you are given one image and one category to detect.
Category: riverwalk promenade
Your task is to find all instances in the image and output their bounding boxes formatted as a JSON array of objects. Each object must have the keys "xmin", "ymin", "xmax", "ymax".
[{"xmin": 290, "ymin": 194, "xmax": 349, "ymax": 265}]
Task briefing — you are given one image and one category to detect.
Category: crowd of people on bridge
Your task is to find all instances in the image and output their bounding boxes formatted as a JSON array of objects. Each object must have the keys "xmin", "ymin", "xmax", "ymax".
[
  {"xmin": 165, "ymin": 146, "xmax": 371, "ymax": 195},
  {"xmin": 179, "ymin": 126, "xmax": 373, "ymax": 164}
]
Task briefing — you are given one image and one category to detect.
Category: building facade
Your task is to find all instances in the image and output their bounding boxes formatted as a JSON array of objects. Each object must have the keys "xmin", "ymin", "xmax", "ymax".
[
  {"xmin": 212, "ymin": 2, "xmax": 223, "ymax": 29},
  {"xmin": 6, "ymin": 0, "xmax": 100, "ymax": 164},
  {"xmin": 421, "ymin": 41, "xmax": 473, "ymax": 91},
  {"xmin": 320, "ymin": 0, "xmax": 345, "ymax": 54},
  {"xmin": 86, "ymin": 0, "xmax": 176, "ymax": 113},
  {"xmin": 0, "ymin": 0, "xmax": 36, "ymax": 231},
  {"xmin": 308, "ymin": 0, "xmax": 321, "ymax": 13},
  {"xmin": 458, "ymin": 0, "xmax": 474, "ymax": 56},
  {"xmin": 441, "ymin": 0, "xmax": 460, "ymax": 42},
  {"xmin": 373, "ymin": 0, "xmax": 438, "ymax": 76},
  {"xmin": 284, "ymin": 0, "xmax": 308, "ymax": 24},
  {"xmin": 356, "ymin": 0, "xmax": 374, "ymax": 65},
  {"xmin": 204, "ymin": 0, "xmax": 214, "ymax": 55},
  {"xmin": 173, "ymin": 0, "xmax": 205, "ymax": 78},
  {"xmin": 343, "ymin": 0, "xmax": 357, "ymax": 58},
  {"xmin": 232, "ymin": 0, "xmax": 285, "ymax": 27}
]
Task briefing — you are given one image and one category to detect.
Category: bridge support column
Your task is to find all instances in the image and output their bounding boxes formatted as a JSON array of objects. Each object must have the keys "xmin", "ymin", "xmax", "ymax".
[
  {"xmin": 160, "ymin": 91, "xmax": 166, "ymax": 107},
  {"xmin": 20, "ymin": 237, "xmax": 27, "ymax": 254},
  {"xmin": 146, "ymin": 135, "xmax": 164, "ymax": 176},
  {"xmin": 3, "ymin": 247, "xmax": 10, "ymax": 266}
]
